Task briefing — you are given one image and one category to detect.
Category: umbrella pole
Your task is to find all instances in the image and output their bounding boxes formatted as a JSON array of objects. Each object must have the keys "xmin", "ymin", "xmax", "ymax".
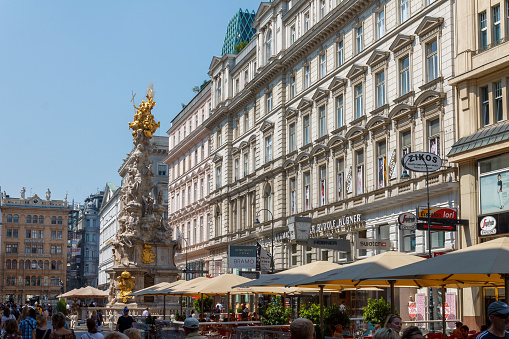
[
  {"xmin": 201, "ymin": 293, "xmax": 204, "ymax": 319},
  {"xmin": 180, "ymin": 295, "xmax": 183, "ymax": 316},
  {"xmin": 163, "ymin": 295, "xmax": 166, "ymax": 320},
  {"xmin": 441, "ymin": 286, "xmax": 446, "ymax": 338},
  {"xmin": 282, "ymin": 293, "xmax": 286, "ymax": 311},
  {"xmin": 297, "ymin": 296, "xmax": 301, "ymax": 316},
  {"xmin": 319, "ymin": 285, "xmax": 324, "ymax": 335},
  {"xmin": 255, "ymin": 293, "xmax": 259, "ymax": 320},
  {"xmin": 505, "ymin": 274, "xmax": 509, "ymax": 304},
  {"xmin": 389, "ymin": 280, "xmax": 396, "ymax": 314},
  {"xmin": 227, "ymin": 292, "xmax": 230, "ymax": 321}
]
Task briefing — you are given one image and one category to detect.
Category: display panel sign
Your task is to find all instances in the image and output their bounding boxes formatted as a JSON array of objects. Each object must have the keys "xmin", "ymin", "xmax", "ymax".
[
  {"xmin": 402, "ymin": 152, "xmax": 442, "ymax": 172},
  {"xmin": 417, "ymin": 207, "xmax": 458, "ymax": 231},
  {"xmin": 398, "ymin": 212, "xmax": 417, "ymax": 230},
  {"xmin": 478, "ymin": 212, "xmax": 509, "ymax": 237},
  {"xmin": 480, "ymin": 168, "xmax": 509, "ymax": 214},
  {"xmin": 357, "ymin": 238, "xmax": 391, "ymax": 250},
  {"xmin": 228, "ymin": 245, "xmax": 257, "ymax": 269},
  {"xmin": 480, "ymin": 216, "xmax": 497, "ymax": 235}
]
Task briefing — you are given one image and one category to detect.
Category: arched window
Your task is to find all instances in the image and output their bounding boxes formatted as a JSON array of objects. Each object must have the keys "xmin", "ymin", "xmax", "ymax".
[
  {"xmin": 51, "ymin": 277, "xmax": 55, "ymax": 286},
  {"xmin": 12, "ymin": 260, "xmax": 17, "ymax": 269},
  {"xmin": 6, "ymin": 276, "xmax": 11, "ymax": 286},
  {"xmin": 13, "ymin": 215, "xmax": 19, "ymax": 223},
  {"xmin": 6, "ymin": 260, "xmax": 11, "ymax": 269},
  {"xmin": 51, "ymin": 217, "xmax": 56, "ymax": 224},
  {"xmin": 33, "ymin": 215, "xmax": 38, "ymax": 223},
  {"xmin": 57, "ymin": 217, "xmax": 62, "ymax": 224},
  {"xmin": 51, "ymin": 261, "xmax": 56, "ymax": 270},
  {"xmin": 38, "ymin": 260, "xmax": 43, "ymax": 270},
  {"xmin": 85, "ymin": 248, "xmax": 89, "ymax": 258},
  {"xmin": 44, "ymin": 261, "xmax": 49, "ymax": 270},
  {"xmin": 57, "ymin": 261, "xmax": 62, "ymax": 270},
  {"xmin": 265, "ymin": 30, "xmax": 272, "ymax": 63},
  {"xmin": 37, "ymin": 276, "xmax": 41, "ymax": 286},
  {"xmin": 39, "ymin": 216, "xmax": 44, "ymax": 224},
  {"xmin": 27, "ymin": 215, "xmax": 32, "ymax": 223},
  {"xmin": 25, "ymin": 260, "xmax": 30, "ymax": 270},
  {"xmin": 25, "ymin": 276, "xmax": 30, "ymax": 286},
  {"xmin": 31, "ymin": 260, "xmax": 37, "ymax": 270},
  {"xmin": 264, "ymin": 184, "xmax": 272, "ymax": 218},
  {"xmin": 7, "ymin": 214, "xmax": 12, "ymax": 222},
  {"xmin": 31, "ymin": 276, "xmax": 36, "ymax": 286}
]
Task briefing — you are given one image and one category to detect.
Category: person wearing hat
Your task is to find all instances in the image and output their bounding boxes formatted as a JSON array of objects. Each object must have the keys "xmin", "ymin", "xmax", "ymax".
[
  {"xmin": 116, "ymin": 308, "xmax": 136, "ymax": 333},
  {"xmin": 477, "ymin": 301, "xmax": 509, "ymax": 339},
  {"xmin": 182, "ymin": 317, "xmax": 206, "ymax": 338}
]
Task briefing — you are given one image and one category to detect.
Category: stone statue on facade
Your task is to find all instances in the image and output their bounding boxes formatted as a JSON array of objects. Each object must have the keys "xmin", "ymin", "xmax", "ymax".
[
  {"xmin": 46, "ymin": 189, "xmax": 51, "ymax": 201},
  {"xmin": 20, "ymin": 187, "xmax": 26, "ymax": 199}
]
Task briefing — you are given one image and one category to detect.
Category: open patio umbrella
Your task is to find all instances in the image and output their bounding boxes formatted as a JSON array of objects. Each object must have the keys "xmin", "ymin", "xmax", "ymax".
[
  {"xmin": 72, "ymin": 286, "xmax": 109, "ymax": 298},
  {"xmin": 236, "ymin": 261, "xmax": 341, "ymax": 288},
  {"xmin": 128, "ymin": 280, "xmax": 187, "ymax": 297},
  {"xmin": 58, "ymin": 288, "xmax": 83, "ymax": 298},
  {"xmin": 363, "ymin": 237, "xmax": 509, "ymax": 292}
]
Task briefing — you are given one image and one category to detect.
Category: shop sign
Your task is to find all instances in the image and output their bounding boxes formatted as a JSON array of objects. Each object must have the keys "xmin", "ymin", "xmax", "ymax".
[
  {"xmin": 357, "ymin": 238, "xmax": 391, "ymax": 250},
  {"xmin": 480, "ymin": 216, "xmax": 497, "ymax": 236},
  {"xmin": 310, "ymin": 214, "xmax": 362, "ymax": 233},
  {"xmin": 287, "ymin": 217, "xmax": 312, "ymax": 241},
  {"xmin": 256, "ymin": 243, "xmax": 271, "ymax": 272},
  {"xmin": 70, "ymin": 248, "xmax": 81, "ymax": 255},
  {"xmin": 305, "ymin": 238, "xmax": 351, "ymax": 252},
  {"xmin": 228, "ymin": 245, "xmax": 257, "ymax": 269},
  {"xmin": 346, "ymin": 167, "xmax": 353, "ymax": 193},
  {"xmin": 388, "ymin": 149, "xmax": 398, "ymax": 180},
  {"xmin": 402, "ymin": 152, "xmax": 442, "ymax": 172},
  {"xmin": 398, "ymin": 212, "xmax": 417, "ymax": 230},
  {"xmin": 417, "ymin": 207, "xmax": 458, "ymax": 231},
  {"xmin": 239, "ymin": 271, "xmax": 260, "ymax": 279}
]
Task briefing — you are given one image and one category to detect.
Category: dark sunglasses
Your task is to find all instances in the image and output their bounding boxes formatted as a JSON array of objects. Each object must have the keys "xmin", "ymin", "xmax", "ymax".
[{"xmin": 493, "ymin": 313, "xmax": 509, "ymax": 319}]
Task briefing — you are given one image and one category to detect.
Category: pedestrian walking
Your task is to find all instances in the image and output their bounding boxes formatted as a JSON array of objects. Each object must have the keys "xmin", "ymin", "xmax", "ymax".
[
  {"xmin": 1, "ymin": 307, "xmax": 16, "ymax": 336},
  {"xmin": 80, "ymin": 318, "xmax": 103, "ymax": 339},
  {"xmin": 116, "ymin": 308, "xmax": 135, "ymax": 333},
  {"xmin": 19, "ymin": 309, "xmax": 37, "ymax": 339},
  {"xmin": 122, "ymin": 329, "xmax": 141, "ymax": 339},
  {"xmin": 401, "ymin": 326, "xmax": 424, "ymax": 339},
  {"xmin": 182, "ymin": 318, "xmax": 206, "ymax": 338},
  {"xmin": 49, "ymin": 312, "xmax": 75, "ymax": 339},
  {"xmin": 3, "ymin": 319, "xmax": 22, "ymax": 339},
  {"xmin": 33, "ymin": 314, "xmax": 50, "ymax": 339}
]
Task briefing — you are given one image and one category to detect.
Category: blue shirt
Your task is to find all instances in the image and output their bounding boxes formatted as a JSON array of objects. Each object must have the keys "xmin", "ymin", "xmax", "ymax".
[{"xmin": 19, "ymin": 317, "xmax": 36, "ymax": 339}]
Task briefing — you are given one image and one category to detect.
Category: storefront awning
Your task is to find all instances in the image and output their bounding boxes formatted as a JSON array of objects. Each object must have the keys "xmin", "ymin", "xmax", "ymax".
[{"xmin": 448, "ymin": 122, "xmax": 509, "ymax": 157}]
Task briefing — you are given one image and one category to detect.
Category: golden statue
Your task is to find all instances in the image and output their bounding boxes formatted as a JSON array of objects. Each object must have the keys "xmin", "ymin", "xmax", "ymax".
[
  {"xmin": 141, "ymin": 244, "xmax": 156, "ymax": 264},
  {"xmin": 129, "ymin": 84, "xmax": 160, "ymax": 138},
  {"xmin": 117, "ymin": 271, "xmax": 135, "ymax": 303}
]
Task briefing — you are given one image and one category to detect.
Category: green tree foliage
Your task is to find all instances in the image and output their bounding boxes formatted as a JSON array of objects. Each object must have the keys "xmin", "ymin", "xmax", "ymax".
[
  {"xmin": 193, "ymin": 296, "xmax": 214, "ymax": 314},
  {"xmin": 324, "ymin": 305, "xmax": 351, "ymax": 328},
  {"xmin": 299, "ymin": 303, "xmax": 321, "ymax": 325},
  {"xmin": 363, "ymin": 297, "xmax": 392, "ymax": 325},
  {"xmin": 56, "ymin": 299, "xmax": 67, "ymax": 315},
  {"xmin": 261, "ymin": 297, "xmax": 291, "ymax": 325},
  {"xmin": 234, "ymin": 41, "xmax": 249, "ymax": 54}
]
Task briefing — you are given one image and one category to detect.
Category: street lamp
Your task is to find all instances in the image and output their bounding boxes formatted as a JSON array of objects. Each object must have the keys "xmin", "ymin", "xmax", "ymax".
[
  {"xmin": 178, "ymin": 237, "xmax": 189, "ymax": 281},
  {"xmin": 254, "ymin": 208, "xmax": 274, "ymax": 273}
]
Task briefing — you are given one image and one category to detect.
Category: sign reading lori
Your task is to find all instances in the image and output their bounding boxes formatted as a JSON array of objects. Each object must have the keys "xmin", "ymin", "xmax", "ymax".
[{"xmin": 402, "ymin": 152, "xmax": 442, "ymax": 172}]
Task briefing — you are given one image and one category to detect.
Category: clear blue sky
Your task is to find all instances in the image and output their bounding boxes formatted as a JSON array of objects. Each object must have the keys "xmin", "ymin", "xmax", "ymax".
[{"xmin": 0, "ymin": 0, "xmax": 262, "ymax": 204}]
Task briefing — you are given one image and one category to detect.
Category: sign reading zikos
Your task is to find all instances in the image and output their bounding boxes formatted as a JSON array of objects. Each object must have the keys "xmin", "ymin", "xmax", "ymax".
[{"xmin": 311, "ymin": 214, "xmax": 362, "ymax": 233}]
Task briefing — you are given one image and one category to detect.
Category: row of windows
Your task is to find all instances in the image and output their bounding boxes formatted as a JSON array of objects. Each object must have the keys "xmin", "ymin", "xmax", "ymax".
[
  {"xmin": 479, "ymin": 1, "xmax": 509, "ymax": 51},
  {"xmin": 6, "ymin": 215, "xmax": 63, "ymax": 224},
  {"xmin": 171, "ymin": 176, "xmax": 210, "ymax": 212},
  {"xmin": 175, "ymin": 215, "xmax": 209, "ymax": 246},
  {"xmin": 480, "ymin": 79, "xmax": 509, "ymax": 127},
  {"xmin": 5, "ymin": 276, "xmax": 62, "ymax": 287},
  {"xmin": 5, "ymin": 244, "xmax": 63, "ymax": 254},
  {"xmin": 171, "ymin": 143, "xmax": 209, "ymax": 180},
  {"xmin": 6, "ymin": 229, "xmax": 63, "ymax": 239},
  {"xmin": 171, "ymin": 102, "xmax": 212, "ymax": 148},
  {"xmin": 5, "ymin": 260, "xmax": 62, "ymax": 271},
  {"xmin": 285, "ymin": 123, "xmax": 438, "ymax": 212}
]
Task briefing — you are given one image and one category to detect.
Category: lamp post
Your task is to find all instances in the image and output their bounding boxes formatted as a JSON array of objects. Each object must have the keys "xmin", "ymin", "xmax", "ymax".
[
  {"xmin": 254, "ymin": 209, "xmax": 274, "ymax": 273},
  {"xmin": 401, "ymin": 152, "xmax": 442, "ymax": 331},
  {"xmin": 179, "ymin": 237, "xmax": 189, "ymax": 281}
]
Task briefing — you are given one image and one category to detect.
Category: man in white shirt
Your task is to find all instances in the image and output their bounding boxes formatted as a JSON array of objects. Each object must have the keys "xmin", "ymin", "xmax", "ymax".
[{"xmin": 142, "ymin": 308, "xmax": 149, "ymax": 320}]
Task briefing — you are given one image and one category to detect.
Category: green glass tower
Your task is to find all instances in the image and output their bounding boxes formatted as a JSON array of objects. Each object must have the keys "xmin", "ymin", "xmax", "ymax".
[{"xmin": 221, "ymin": 9, "xmax": 256, "ymax": 56}]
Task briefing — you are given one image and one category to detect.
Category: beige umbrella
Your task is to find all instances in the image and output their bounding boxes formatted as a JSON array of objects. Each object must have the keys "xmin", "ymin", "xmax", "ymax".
[
  {"xmin": 129, "ymin": 280, "xmax": 187, "ymax": 297},
  {"xmin": 72, "ymin": 286, "xmax": 109, "ymax": 298},
  {"xmin": 237, "ymin": 261, "xmax": 342, "ymax": 288},
  {"xmin": 363, "ymin": 237, "xmax": 509, "ymax": 290},
  {"xmin": 58, "ymin": 288, "xmax": 83, "ymax": 298}
]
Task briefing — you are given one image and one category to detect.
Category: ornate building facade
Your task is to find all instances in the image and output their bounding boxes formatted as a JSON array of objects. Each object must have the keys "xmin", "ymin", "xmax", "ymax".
[
  {"xmin": 448, "ymin": 0, "xmax": 509, "ymax": 329},
  {"xmin": 166, "ymin": 82, "xmax": 214, "ymax": 278},
  {"xmin": 203, "ymin": 0, "xmax": 457, "ymax": 318},
  {"xmin": 0, "ymin": 189, "xmax": 70, "ymax": 304}
]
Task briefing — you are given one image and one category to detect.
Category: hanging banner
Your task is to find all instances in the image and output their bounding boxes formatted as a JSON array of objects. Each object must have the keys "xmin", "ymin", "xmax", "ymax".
[
  {"xmin": 388, "ymin": 149, "xmax": 397, "ymax": 180},
  {"xmin": 446, "ymin": 293, "xmax": 457, "ymax": 328},
  {"xmin": 346, "ymin": 166, "xmax": 353, "ymax": 193},
  {"xmin": 416, "ymin": 293, "xmax": 426, "ymax": 327}
]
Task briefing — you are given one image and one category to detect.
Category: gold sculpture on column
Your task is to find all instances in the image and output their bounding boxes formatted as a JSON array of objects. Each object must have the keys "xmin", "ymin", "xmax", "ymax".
[
  {"xmin": 117, "ymin": 271, "xmax": 135, "ymax": 303},
  {"xmin": 141, "ymin": 244, "xmax": 156, "ymax": 264},
  {"xmin": 129, "ymin": 84, "xmax": 160, "ymax": 138}
]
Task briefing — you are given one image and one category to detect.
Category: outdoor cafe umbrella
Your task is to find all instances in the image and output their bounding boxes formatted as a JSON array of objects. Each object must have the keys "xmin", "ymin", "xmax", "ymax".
[
  {"xmin": 128, "ymin": 280, "xmax": 188, "ymax": 319},
  {"xmin": 285, "ymin": 251, "xmax": 426, "ymax": 332},
  {"xmin": 72, "ymin": 286, "xmax": 109, "ymax": 298},
  {"xmin": 236, "ymin": 261, "xmax": 341, "ymax": 288},
  {"xmin": 58, "ymin": 287, "xmax": 83, "ymax": 298}
]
